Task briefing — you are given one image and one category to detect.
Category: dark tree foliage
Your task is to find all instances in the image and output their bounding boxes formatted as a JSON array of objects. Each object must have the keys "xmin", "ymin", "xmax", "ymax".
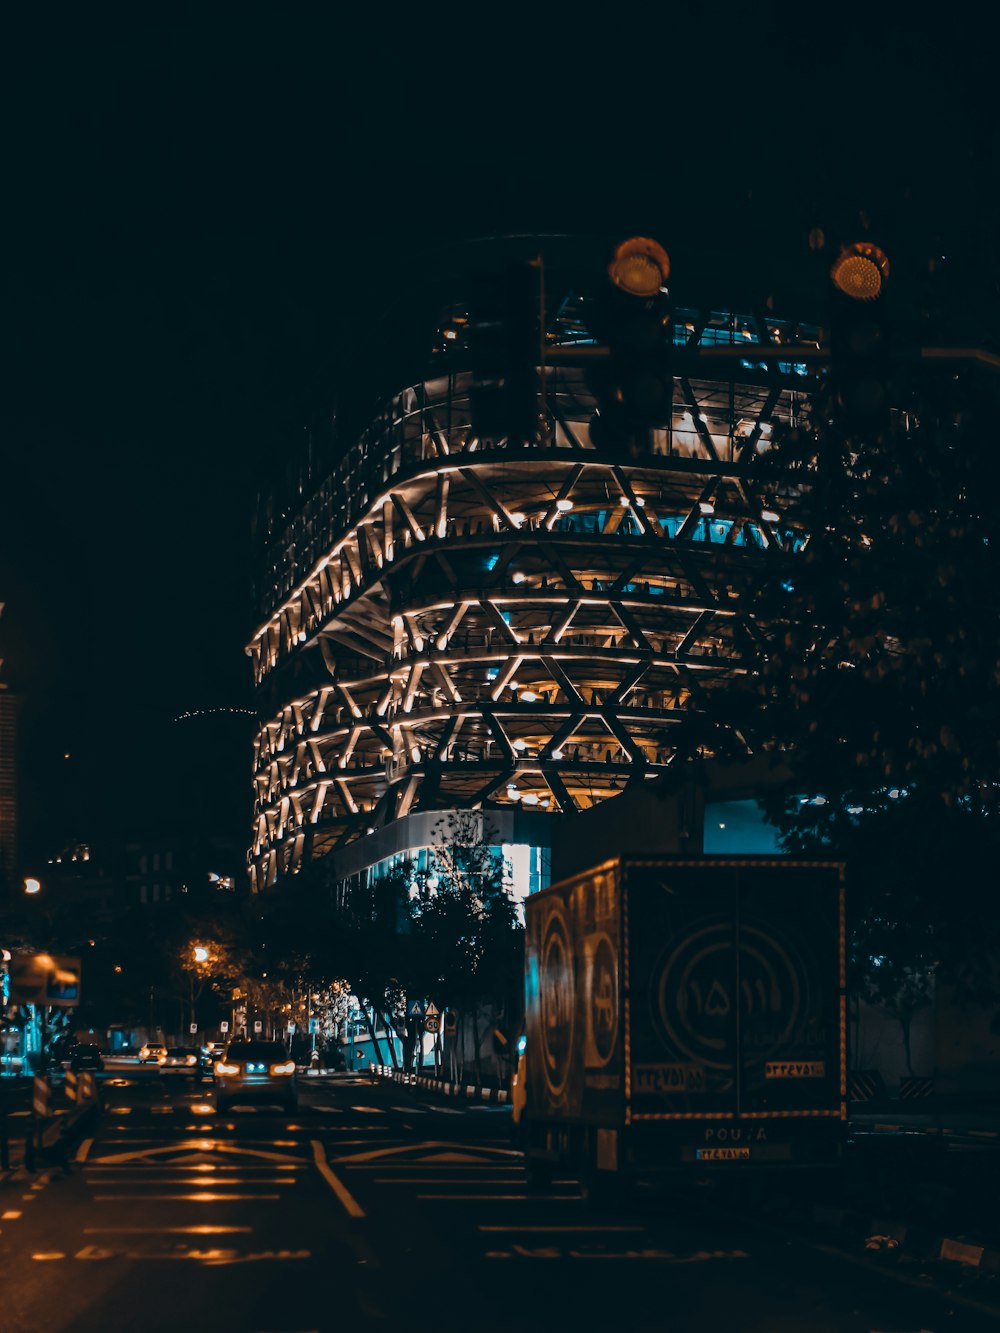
[{"xmin": 714, "ymin": 359, "xmax": 1000, "ymax": 1001}]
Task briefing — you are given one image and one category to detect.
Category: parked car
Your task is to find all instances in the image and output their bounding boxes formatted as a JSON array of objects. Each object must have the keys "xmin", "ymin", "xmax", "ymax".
[
  {"xmin": 138, "ymin": 1043, "xmax": 167, "ymax": 1065},
  {"xmin": 161, "ymin": 1046, "xmax": 201, "ymax": 1076},
  {"xmin": 68, "ymin": 1044, "xmax": 104, "ymax": 1072},
  {"xmin": 213, "ymin": 1040, "xmax": 298, "ymax": 1113}
]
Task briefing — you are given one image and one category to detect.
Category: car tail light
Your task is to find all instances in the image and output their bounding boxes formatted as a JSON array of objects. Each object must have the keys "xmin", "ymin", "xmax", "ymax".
[
  {"xmin": 215, "ymin": 1061, "xmax": 239, "ymax": 1076},
  {"xmin": 185, "ymin": 1055, "xmax": 197, "ymax": 1065},
  {"xmin": 270, "ymin": 1061, "xmax": 295, "ymax": 1076}
]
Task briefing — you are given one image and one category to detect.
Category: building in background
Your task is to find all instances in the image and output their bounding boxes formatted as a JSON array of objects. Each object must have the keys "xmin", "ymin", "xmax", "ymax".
[{"xmin": 248, "ymin": 234, "xmax": 822, "ymax": 904}]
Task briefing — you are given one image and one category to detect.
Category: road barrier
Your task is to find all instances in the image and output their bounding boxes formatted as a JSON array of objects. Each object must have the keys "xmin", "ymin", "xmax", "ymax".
[
  {"xmin": 848, "ymin": 1070, "xmax": 886, "ymax": 1102},
  {"xmin": 898, "ymin": 1075, "xmax": 934, "ymax": 1099}
]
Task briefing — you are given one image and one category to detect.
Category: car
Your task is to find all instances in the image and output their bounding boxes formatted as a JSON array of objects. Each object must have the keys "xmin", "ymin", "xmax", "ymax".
[
  {"xmin": 68, "ymin": 1043, "xmax": 104, "ymax": 1073},
  {"xmin": 138, "ymin": 1043, "xmax": 167, "ymax": 1065},
  {"xmin": 161, "ymin": 1046, "xmax": 201, "ymax": 1076},
  {"xmin": 213, "ymin": 1040, "xmax": 298, "ymax": 1113}
]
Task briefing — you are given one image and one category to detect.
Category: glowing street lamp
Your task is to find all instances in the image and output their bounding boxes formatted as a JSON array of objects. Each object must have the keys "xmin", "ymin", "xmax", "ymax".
[
  {"xmin": 24, "ymin": 877, "xmax": 41, "ymax": 895},
  {"xmin": 193, "ymin": 945, "xmax": 209, "ymax": 964}
]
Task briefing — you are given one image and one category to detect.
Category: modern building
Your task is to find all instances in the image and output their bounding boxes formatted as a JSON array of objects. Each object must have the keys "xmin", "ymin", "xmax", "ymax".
[{"xmin": 247, "ymin": 235, "xmax": 821, "ymax": 903}]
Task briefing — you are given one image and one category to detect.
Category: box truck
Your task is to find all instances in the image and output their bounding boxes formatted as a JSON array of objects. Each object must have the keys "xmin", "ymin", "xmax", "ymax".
[{"xmin": 514, "ymin": 857, "xmax": 846, "ymax": 1198}]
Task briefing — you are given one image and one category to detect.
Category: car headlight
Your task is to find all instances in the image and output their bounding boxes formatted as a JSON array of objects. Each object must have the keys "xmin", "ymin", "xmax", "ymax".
[
  {"xmin": 185, "ymin": 1055, "xmax": 197, "ymax": 1065},
  {"xmin": 215, "ymin": 1061, "xmax": 239, "ymax": 1076},
  {"xmin": 270, "ymin": 1061, "xmax": 295, "ymax": 1076}
]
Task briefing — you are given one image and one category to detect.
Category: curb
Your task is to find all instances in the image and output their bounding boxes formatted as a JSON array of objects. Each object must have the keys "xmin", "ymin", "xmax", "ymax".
[
  {"xmin": 377, "ymin": 1067, "xmax": 509, "ymax": 1104},
  {"xmin": 811, "ymin": 1202, "xmax": 1000, "ymax": 1271}
]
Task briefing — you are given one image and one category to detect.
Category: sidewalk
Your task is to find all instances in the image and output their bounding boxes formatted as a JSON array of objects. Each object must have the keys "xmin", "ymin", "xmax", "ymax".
[{"xmin": 373, "ymin": 1066, "xmax": 510, "ymax": 1104}]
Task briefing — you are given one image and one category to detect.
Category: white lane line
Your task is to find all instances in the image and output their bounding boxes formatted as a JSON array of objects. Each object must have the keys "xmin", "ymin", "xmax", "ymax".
[
  {"xmin": 75, "ymin": 1138, "xmax": 94, "ymax": 1162},
  {"xmin": 480, "ymin": 1225, "xmax": 643, "ymax": 1233},
  {"xmin": 310, "ymin": 1106, "xmax": 342, "ymax": 1113},
  {"xmin": 3, "ymin": 1211, "xmax": 23, "ymax": 1219},
  {"xmin": 391, "ymin": 1106, "xmax": 427, "ymax": 1115},
  {"xmin": 310, "ymin": 1140, "xmax": 365, "ymax": 1218},
  {"xmin": 9, "ymin": 1110, "xmax": 30, "ymax": 1118},
  {"xmin": 416, "ymin": 1199, "xmax": 578, "ymax": 1210},
  {"xmin": 93, "ymin": 1193, "xmax": 281, "ymax": 1202},
  {"xmin": 348, "ymin": 1106, "xmax": 383, "ymax": 1114},
  {"xmin": 375, "ymin": 1177, "xmax": 526, "ymax": 1185},
  {"xmin": 85, "ymin": 1226, "xmax": 252, "ymax": 1234},
  {"xmin": 86, "ymin": 1177, "xmax": 298, "ymax": 1186}
]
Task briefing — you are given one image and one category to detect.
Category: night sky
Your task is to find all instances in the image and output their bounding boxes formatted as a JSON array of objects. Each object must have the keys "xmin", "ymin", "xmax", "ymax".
[{"xmin": 1, "ymin": 8, "xmax": 993, "ymax": 861}]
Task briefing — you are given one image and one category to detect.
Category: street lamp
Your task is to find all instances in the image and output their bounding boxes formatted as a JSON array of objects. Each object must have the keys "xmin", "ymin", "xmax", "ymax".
[
  {"xmin": 193, "ymin": 946, "xmax": 209, "ymax": 964},
  {"xmin": 23, "ymin": 877, "xmax": 41, "ymax": 895}
]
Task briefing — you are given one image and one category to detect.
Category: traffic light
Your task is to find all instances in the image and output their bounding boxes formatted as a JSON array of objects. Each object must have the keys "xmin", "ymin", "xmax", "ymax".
[
  {"xmin": 828, "ymin": 241, "xmax": 891, "ymax": 433},
  {"xmin": 468, "ymin": 262, "xmax": 540, "ymax": 446},
  {"xmin": 590, "ymin": 236, "xmax": 673, "ymax": 458}
]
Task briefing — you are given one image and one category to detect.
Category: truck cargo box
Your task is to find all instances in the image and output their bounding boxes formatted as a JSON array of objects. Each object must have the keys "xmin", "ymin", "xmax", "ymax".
[{"xmin": 521, "ymin": 857, "xmax": 845, "ymax": 1184}]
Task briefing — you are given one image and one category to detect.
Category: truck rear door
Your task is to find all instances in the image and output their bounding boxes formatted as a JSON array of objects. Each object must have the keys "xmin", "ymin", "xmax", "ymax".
[{"xmin": 625, "ymin": 860, "xmax": 844, "ymax": 1130}]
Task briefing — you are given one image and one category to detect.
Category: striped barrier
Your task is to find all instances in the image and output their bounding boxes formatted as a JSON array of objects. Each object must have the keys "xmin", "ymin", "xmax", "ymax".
[
  {"xmin": 898, "ymin": 1075, "xmax": 934, "ymax": 1100},
  {"xmin": 848, "ymin": 1070, "xmax": 886, "ymax": 1102},
  {"xmin": 32, "ymin": 1075, "xmax": 50, "ymax": 1118},
  {"xmin": 65, "ymin": 1068, "xmax": 78, "ymax": 1102}
]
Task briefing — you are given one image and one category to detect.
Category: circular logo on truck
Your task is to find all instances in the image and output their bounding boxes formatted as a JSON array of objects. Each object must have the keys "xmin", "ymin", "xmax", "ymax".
[
  {"xmin": 586, "ymin": 933, "xmax": 618, "ymax": 1067},
  {"xmin": 540, "ymin": 908, "xmax": 575, "ymax": 1098},
  {"xmin": 653, "ymin": 920, "xmax": 806, "ymax": 1073}
]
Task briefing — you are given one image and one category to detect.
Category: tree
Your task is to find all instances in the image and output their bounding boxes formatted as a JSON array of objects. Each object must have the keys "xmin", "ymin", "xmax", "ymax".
[
  {"xmin": 710, "ymin": 355, "xmax": 1000, "ymax": 1032},
  {"xmin": 405, "ymin": 814, "xmax": 524, "ymax": 1086}
]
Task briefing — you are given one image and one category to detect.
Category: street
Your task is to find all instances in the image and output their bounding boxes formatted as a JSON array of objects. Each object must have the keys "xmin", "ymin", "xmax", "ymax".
[{"xmin": 0, "ymin": 1069, "xmax": 998, "ymax": 1331}]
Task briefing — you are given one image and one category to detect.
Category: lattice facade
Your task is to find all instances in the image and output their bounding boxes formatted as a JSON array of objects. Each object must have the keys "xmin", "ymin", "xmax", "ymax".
[{"xmin": 248, "ymin": 264, "xmax": 820, "ymax": 894}]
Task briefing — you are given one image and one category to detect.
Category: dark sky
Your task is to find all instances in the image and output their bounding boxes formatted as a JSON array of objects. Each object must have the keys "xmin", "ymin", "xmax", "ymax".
[{"xmin": 0, "ymin": 7, "xmax": 994, "ymax": 857}]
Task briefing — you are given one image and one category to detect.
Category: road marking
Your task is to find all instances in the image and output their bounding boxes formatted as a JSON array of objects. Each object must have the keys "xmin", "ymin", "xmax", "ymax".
[
  {"xmin": 479, "ymin": 1225, "xmax": 644, "ymax": 1233},
  {"xmin": 85, "ymin": 1163, "xmax": 306, "ymax": 1173},
  {"xmin": 75, "ymin": 1138, "xmax": 94, "ymax": 1162},
  {"xmin": 85, "ymin": 1226, "xmax": 252, "ymax": 1234},
  {"xmin": 31, "ymin": 1253, "xmax": 65, "ymax": 1261},
  {"xmin": 311, "ymin": 1106, "xmax": 342, "ymax": 1113},
  {"xmin": 310, "ymin": 1140, "xmax": 365, "ymax": 1218},
  {"xmin": 375, "ymin": 1177, "xmax": 527, "ymax": 1184},
  {"xmin": 331, "ymin": 1140, "xmax": 520, "ymax": 1166},
  {"xmin": 86, "ymin": 1177, "xmax": 298, "ymax": 1186},
  {"xmin": 93, "ymin": 1193, "xmax": 282, "ymax": 1202},
  {"xmin": 3, "ymin": 1211, "xmax": 22, "ymax": 1219},
  {"xmin": 416, "ymin": 1199, "xmax": 578, "ymax": 1210},
  {"xmin": 348, "ymin": 1106, "xmax": 383, "ymax": 1114},
  {"xmin": 9, "ymin": 1110, "xmax": 30, "ymax": 1118}
]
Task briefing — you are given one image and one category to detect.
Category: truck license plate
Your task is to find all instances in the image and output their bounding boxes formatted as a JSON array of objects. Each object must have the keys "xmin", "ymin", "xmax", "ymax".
[{"xmin": 696, "ymin": 1147, "xmax": 750, "ymax": 1162}]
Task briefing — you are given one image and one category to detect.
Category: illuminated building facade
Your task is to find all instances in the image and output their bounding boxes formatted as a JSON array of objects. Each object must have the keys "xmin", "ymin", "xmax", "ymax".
[{"xmin": 248, "ymin": 237, "xmax": 820, "ymax": 900}]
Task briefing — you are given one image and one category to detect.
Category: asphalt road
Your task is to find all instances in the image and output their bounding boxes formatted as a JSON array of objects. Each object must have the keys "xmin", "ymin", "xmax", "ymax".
[{"xmin": 1, "ymin": 1069, "xmax": 998, "ymax": 1332}]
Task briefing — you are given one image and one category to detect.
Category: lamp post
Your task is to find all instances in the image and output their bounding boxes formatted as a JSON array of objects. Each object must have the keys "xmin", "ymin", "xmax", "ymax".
[{"xmin": 189, "ymin": 944, "xmax": 210, "ymax": 1036}]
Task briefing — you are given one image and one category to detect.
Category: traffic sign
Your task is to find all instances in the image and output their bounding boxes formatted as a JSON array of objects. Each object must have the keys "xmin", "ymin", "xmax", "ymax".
[
  {"xmin": 443, "ymin": 1010, "xmax": 458, "ymax": 1036},
  {"xmin": 189, "ymin": 1023, "xmax": 198, "ymax": 1034},
  {"xmin": 253, "ymin": 1020, "xmax": 263, "ymax": 1033},
  {"xmin": 425, "ymin": 1002, "xmax": 439, "ymax": 1017},
  {"xmin": 308, "ymin": 1018, "xmax": 318, "ymax": 1034},
  {"xmin": 423, "ymin": 1014, "xmax": 440, "ymax": 1035},
  {"xmin": 408, "ymin": 999, "xmax": 425, "ymax": 1018},
  {"xmin": 220, "ymin": 1020, "xmax": 229, "ymax": 1033}
]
